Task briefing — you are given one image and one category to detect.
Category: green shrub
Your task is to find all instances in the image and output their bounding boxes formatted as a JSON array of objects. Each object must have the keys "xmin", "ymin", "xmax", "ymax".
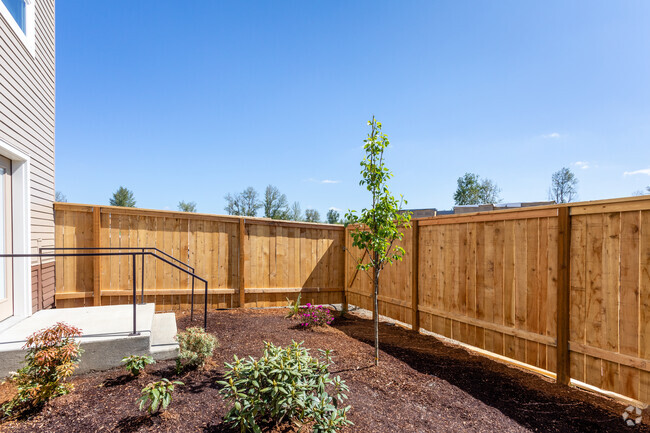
[
  {"xmin": 122, "ymin": 355, "xmax": 155, "ymax": 376},
  {"xmin": 218, "ymin": 341, "xmax": 352, "ymax": 433},
  {"xmin": 175, "ymin": 327, "xmax": 218, "ymax": 371},
  {"xmin": 137, "ymin": 378, "xmax": 183, "ymax": 414},
  {"xmin": 285, "ymin": 293, "xmax": 302, "ymax": 318},
  {"xmin": 1, "ymin": 322, "xmax": 83, "ymax": 418}
]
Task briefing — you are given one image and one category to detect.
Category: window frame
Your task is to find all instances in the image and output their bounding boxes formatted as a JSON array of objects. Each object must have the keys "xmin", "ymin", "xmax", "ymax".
[{"xmin": 0, "ymin": 0, "xmax": 35, "ymax": 56}]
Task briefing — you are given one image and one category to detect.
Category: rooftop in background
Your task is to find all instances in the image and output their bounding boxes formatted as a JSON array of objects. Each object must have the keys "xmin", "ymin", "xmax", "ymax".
[
  {"xmin": 403, "ymin": 201, "xmax": 556, "ymax": 218},
  {"xmin": 453, "ymin": 201, "xmax": 556, "ymax": 215},
  {"xmin": 401, "ymin": 208, "xmax": 438, "ymax": 219}
]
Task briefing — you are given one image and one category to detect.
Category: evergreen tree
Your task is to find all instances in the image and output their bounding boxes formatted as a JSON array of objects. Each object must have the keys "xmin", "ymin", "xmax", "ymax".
[{"xmin": 110, "ymin": 186, "xmax": 136, "ymax": 207}]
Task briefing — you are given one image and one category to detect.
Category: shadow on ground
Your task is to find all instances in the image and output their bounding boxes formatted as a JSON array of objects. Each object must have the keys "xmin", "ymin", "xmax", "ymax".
[{"xmin": 332, "ymin": 314, "xmax": 643, "ymax": 433}]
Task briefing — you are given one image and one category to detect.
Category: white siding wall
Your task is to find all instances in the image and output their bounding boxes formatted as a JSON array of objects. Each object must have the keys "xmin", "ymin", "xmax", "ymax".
[{"xmin": 0, "ymin": 0, "xmax": 55, "ymax": 259}]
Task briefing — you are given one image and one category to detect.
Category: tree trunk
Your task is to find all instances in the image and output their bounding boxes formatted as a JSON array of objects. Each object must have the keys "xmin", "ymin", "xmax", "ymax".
[{"xmin": 374, "ymin": 261, "xmax": 380, "ymax": 366}]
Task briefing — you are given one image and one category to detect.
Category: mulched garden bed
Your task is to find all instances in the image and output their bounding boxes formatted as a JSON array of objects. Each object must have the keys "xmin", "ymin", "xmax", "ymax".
[{"xmin": 0, "ymin": 308, "xmax": 645, "ymax": 432}]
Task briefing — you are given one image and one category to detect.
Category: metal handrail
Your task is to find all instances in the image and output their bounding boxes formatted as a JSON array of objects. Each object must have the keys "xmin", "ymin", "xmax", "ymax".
[
  {"xmin": 38, "ymin": 247, "xmax": 196, "ymax": 309},
  {"xmin": 38, "ymin": 247, "xmax": 194, "ymax": 272},
  {"xmin": 0, "ymin": 251, "xmax": 209, "ymax": 333}
]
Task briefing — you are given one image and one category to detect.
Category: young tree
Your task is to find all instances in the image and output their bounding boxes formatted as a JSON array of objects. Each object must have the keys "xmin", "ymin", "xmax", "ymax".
[
  {"xmin": 304, "ymin": 209, "xmax": 320, "ymax": 223},
  {"xmin": 178, "ymin": 201, "xmax": 197, "ymax": 212},
  {"xmin": 55, "ymin": 191, "xmax": 67, "ymax": 203},
  {"xmin": 110, "ymin": 186, "xmax": 136, "ymax": 207},
  {"xmin": 289, "ymin": 201, "xmax": 303, "ymax": 221},
  {"xmin": 345, "ymin": 117, "xmax": 411, "ymax": 365},
  {"xmin": 224, "ymin": 187, "xmax": 262, "ymax": 216},
  {"xmin": 326, "ymin": 209, "xmax": 340, "ymax": 224},
  {"xmin": 549, "ymin": 167, "xmax": 578, "ymax": 203},
  {"xmin": 453, "ymin": 173, "xmax": 500, "ymax": 205},
  {"xmin": 263, "ymin": 185, "xmax": 290, "ymax": 219}
]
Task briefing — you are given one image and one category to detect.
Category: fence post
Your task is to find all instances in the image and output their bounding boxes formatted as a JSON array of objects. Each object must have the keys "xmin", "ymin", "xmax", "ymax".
[
  {"xmin": 556, "ymin": 206, "xmax": 571, "ymax": 385},
  {"xmin": 93, "ymin": 206, "xmax": 102, "ymax": 306},
  {"xmin": 411, "ymin": 220, "xmax": 420, "ymax": 332},
  {"xmin": 239, "ymin": 218, "xmax": 246, "ymax": 308},
  {"xmin": 342, "ymin": 226, "xmax": 349, "ymax": 314}
]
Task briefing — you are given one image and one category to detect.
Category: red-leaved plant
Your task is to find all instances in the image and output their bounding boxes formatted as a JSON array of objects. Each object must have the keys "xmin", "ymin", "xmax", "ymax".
[{"xmin": 1, "ymin": 322, "xmax": 83, "ymax": 418}]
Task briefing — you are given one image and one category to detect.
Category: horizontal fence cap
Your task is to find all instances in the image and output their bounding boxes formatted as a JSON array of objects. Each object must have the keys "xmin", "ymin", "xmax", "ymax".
[{"xmin": 54, "ymin": 202, "xmax": 345, "ymax": 230}]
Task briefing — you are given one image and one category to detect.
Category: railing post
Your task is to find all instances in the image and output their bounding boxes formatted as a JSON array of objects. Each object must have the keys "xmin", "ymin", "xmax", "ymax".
[
  {"xmin": 140, "ymin": 248, "xmax": 145, "ymax": 304},
  {"xmin": 37, "ymin": 239, "xmax": 43, "ymax": 310},
  {"xmin": 239, "ymin": 218, "xmax": 246, "ymax": 308},
  {"xmin": 204, "ymin": 281, "xmax": 208, "ymax": 329},
  {"xmin": 411, "ymin": 220, "xmax": 420, "ymax": 332},
  {"xmin": 190, "ymin": 276, "xmax": 195, "ymax": 322},
  {"xmin": 130, "ymin": 253, "xmax": 139, "ymax": 336},
  {"xmin": 556, "ymin": 206, "xmax": 571, "ymax": 385}
]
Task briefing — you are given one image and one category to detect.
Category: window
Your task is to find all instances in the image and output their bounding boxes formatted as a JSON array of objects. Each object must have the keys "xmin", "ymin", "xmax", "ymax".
[
  {"xmin": 0, "ymin": 0, "xmax": 35, "ymax": 55},
  {"xmin": 2, "ymin": 0, "xmax": 26, "ymax": 34}
]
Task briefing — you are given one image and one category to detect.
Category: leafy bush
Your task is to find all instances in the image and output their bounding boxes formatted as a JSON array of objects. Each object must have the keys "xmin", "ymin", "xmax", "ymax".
[
  {"xmin": 298, "ymin": 304, "xmax": 334, "ymax": 328},
  {"xmin": 122, "ymin": 355, "xmax": 155, "ymax": 376},
  {"xmin": 1, "ymin": 322, "xmax": 83, "ymax": 418},
  {"xmin": 137, "ymin": 378, "xmax": 183, "ymax": 414},
  {"xmin": 175, "ymin": 327, "xmax": 218, "ymax": 371},
  {"xmin": 285, "ymin": 293, "xmax": 302, "ymax": 318},
  {"xmin": 218, "ymin": 341, "xmax": 352, "ymax": 433}
]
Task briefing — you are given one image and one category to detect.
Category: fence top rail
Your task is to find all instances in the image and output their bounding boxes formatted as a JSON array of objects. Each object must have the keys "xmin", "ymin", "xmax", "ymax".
[
  {"xmin": 569, "ymin": 196, "xmax": 650, "ymax": 215},
  {"xmin": 54, "ymin": 202, "xmax": 346, "ymax": 231},
  {"xmin": 412, "ymin": 195, "xmax": 650, "ymax": 225},
  {"xmin": 418, "ymin": 207, "xmax": 559, "ymax": 226},
  {"xmin": 39, "ymin": 246, "xmax": 195, "ymax": 272}
]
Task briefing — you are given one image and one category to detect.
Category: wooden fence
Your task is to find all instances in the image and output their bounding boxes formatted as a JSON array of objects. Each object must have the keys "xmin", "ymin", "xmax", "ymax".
[
  {"xmin": 55, "ymin": 196, "xmax": 650, "ymax": 405},
  {"xmin": 54, "ymin": 203, "xmax": 345, "ymax": 310},
  {"xmin": 344, "ymin": 196, "xmax": 650, "ymax": 405}
]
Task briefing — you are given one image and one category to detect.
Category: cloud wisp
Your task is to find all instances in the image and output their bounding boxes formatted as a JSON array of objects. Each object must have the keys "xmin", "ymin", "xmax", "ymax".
[
  {"xmin": 624, "ymin": 168, "xmax": 650, "ymax": 176},
  {"xmin": 574, "ymin": 161, "xmax": 591, "ymax": 170},
  {"xmin": 305, "ymin": 178, "xmax": 341, "ymax": 184},
  {"xmin": 542, "ymin": 132, "xmax": 561, "ymax": 139}
]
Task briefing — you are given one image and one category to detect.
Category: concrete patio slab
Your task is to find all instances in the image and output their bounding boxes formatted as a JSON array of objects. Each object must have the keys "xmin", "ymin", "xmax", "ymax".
[{"xmin": 0, "ymin": 304, "xmax": 179, "ymax": 377}]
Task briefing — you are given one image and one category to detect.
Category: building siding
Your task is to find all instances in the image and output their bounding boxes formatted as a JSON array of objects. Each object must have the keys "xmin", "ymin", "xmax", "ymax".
[{"xmin": 0, "ymin": 0, "xmax": 56, "ymax": 310}]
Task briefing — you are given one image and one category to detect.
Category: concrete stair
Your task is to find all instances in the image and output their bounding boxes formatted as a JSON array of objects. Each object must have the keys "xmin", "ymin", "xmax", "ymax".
[
  {"xmin": 0, "ymin": 304, "xmax": 179, "ymax": 377},
  {"xmin": 150, "ymin": 313, "xmax": 179, "ymax": 360}
]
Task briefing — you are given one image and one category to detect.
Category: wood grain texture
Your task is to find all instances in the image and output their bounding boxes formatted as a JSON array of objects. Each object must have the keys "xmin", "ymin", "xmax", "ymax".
[
  {"xmin": 54, "ymin": 204, "xmax": 344, "ymax": 311},
  {"xmin": 53, "ymin": 198, "xmax": 650, "ymax": 405}
]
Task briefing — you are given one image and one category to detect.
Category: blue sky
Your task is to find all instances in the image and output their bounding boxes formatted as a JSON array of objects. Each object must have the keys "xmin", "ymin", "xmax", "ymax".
[{"xmin": 55, "ymin": 1, "xmax": 650, "ymax": 216}]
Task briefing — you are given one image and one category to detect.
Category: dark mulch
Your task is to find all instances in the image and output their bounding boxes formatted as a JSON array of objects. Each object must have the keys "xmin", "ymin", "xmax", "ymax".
[{"xmin": 0, "ymin": 308, "xmax": 645, "ymax": 432}]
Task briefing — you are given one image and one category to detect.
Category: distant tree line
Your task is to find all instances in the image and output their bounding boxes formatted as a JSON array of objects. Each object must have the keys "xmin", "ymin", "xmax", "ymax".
[
  {"xmin": 102, "ymin": 186, "xmax": 340, "ymax": 223},
  {"xmin": 453, "ymin": 173, "xmax": 501, "ymax": 205},
  {"xmin": 107, "ymin": 166, "xmax": 596, "ymax": 217},
  {"xmin": 224, "ymin": 185, "xmax": 342, "ymax": 224},
  {"xmin": 453, "ymin": 167, "xmax": 581, "ymax": 206}
]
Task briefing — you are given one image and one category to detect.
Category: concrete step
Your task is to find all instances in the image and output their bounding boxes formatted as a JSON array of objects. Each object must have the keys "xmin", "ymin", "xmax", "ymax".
[
  {"xmin": 150, "ymin": 313, "xmax": 179, "ymax": 360},
  {"xmin": 0, "ymin": 304, "xmax": 179, "ymax": 377}
]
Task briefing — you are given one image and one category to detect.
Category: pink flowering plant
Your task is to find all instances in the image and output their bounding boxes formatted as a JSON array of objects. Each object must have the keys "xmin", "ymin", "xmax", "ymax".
[{"xmin": 298, "ymin": 303, "xmax": 334, "ymax": 328}]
